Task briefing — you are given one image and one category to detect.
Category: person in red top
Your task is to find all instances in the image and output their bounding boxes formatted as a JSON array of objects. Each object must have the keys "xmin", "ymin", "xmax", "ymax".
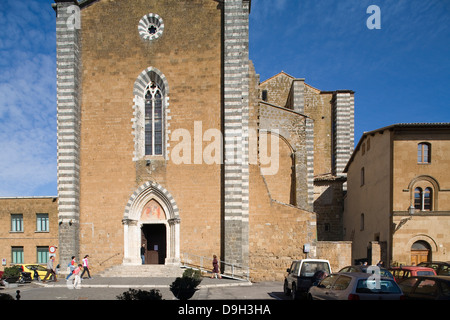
[
  {"xmin": 66, "ymin": 256, "xmax": 76, "ymax": 280},
  {"xmin": 72, "ymin": 264, "xmax": 83, "ymax": 289}
]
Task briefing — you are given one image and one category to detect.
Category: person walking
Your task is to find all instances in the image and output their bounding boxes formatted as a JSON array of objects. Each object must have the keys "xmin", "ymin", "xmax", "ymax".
[
  {"xmin": 211, "ymin": 255, "xmax": 222, "ymax": 279},
  {"xmin": 80, "ymin": 255, "xmax": 92, "ymax": 279},
  {"xmin": 66, "ymin": 256, "xmax": 77, "ymax": 280},
  {"xmin": 43, "ymin": 255, "xmax": 58, "ymax": 282},
  {"xmin": 72, "ymin": 264, "xmax": 83, "ymax": 289}
]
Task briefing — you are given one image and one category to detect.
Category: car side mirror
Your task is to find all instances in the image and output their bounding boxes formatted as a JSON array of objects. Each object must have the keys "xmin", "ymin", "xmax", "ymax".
[{"xmin": 286, "ymin": 268, "xmax": 291, "ymax": 273}]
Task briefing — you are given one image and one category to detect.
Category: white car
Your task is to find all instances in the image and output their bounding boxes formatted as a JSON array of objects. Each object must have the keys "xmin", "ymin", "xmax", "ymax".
[
  {"xmin": 284, "ymin": 259, "xmax": 332, "ymax": 300},
  {"xmin": 308, "ymin": 272, "xmax": 405, "ymax": 300}
]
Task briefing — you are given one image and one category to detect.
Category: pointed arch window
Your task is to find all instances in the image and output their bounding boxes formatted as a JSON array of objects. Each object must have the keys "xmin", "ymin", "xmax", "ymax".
[{"xmin": 145, "ymin": 82, "xmax": 164, "ymax": 156}]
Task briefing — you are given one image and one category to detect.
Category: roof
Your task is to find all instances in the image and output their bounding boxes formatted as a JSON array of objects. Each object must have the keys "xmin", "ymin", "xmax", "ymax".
[
  {"xmin": 58, "ymin": 0, "xmax": 252, "ymax": 10},
  {"xmin": 344, "ymin": 123, "xmax": 450, "ymax": 173}
]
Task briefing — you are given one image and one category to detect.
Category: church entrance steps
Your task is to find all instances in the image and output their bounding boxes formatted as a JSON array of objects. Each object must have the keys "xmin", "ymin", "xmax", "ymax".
[{"xmin": 97, "ymin": 264, "xmax": 184, "ymax": 278}]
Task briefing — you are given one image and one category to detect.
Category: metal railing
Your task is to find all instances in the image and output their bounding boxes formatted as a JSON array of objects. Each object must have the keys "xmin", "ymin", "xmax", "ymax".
[{"xmin": 180, "ymin": 252, "xmax": 250, "ymax": 281}]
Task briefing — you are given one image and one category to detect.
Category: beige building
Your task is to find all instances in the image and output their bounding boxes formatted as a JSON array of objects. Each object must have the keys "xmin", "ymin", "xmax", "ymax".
[
  {"xmin": 0, "ymin": 197, "xmax": 58, "ymax": 271},
  {"xmin": 343, "ymin": 123, "xmax": 450, "ymax": 266}
]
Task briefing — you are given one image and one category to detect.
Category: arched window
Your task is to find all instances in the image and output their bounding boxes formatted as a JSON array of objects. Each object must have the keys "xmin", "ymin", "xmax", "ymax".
[
  {"xmin": 145, "ymin": 82, "xmax": 163, "ymax": 156},
  {"xmin": 414, "ymin": 187, "xmax": 422, "ymax": 210},
  {"xmin": 418, "ymin": 143, "xmax": 431, "ymax": 164},
  {"xmin": 424, "ymin": 188, "xmax": 432, "ymax": 211},
  {"xmin": 132, "ymin": 67, "xmax": 168, "ymax": 160},
  {"xmin": 414, "ymin": 187, "xmax": 433, "ymax": 211}
]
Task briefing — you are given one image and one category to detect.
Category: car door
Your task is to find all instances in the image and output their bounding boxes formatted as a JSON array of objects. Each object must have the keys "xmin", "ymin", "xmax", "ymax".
[
  {"xmin": 329, "ymin": 275, "xmax": 352, "ymax": 300},
  {"xmin": 287, "ymin": 262, "xmax": 300, "ymax": 288},
  {"xmin": 409, "ymin": 278, "xmax": 439, "ymax": 300},
  {"xmin": 312, "ymin": 274, "xmax": 339, "ymax": 300}
]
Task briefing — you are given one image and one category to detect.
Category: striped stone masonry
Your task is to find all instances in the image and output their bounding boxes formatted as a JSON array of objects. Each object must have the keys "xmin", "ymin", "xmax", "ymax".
[
  {"xmin": 222, "ymin": 0, "xmax": 250, "ymax": 270},
  {"xmin": 332, "ymin": 91, "xmax": 355, "ymax": 176},
  {"xmin": 55, "ymin": 0, "xmax": 81, "ymax": 267},
  {"xmin": 306, "ymin": 118, "xmax": 315, "ymax": 210}
]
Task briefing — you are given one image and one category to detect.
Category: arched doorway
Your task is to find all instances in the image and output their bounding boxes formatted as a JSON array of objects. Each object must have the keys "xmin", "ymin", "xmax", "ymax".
[
  {"xmin": 122, "ymin": 181, "xmax": 180, "ymax": 266},
  {"xmin": 411, "ymin": 240, "xmax": 431, "ymax": 265},
  {"xmin": 140, "ymin": 200, "xmax": 167, "ymax": 265}
]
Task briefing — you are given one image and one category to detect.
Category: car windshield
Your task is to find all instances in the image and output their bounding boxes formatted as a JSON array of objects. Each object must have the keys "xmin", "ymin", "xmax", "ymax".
[
  {"xmin": 27, "ymin": 265, "xmax": 47, "ymax": 271},
  {"xmin": 300, "ymin": 262, "xmax": 331, "ymax": 277},
  {"xmin": 356, "ymin": 279, "xmax": 401, "ymax": 294}
]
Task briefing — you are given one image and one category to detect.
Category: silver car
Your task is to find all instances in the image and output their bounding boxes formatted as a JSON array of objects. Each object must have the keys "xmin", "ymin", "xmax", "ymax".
[{"xmin": 307, "ymin": 272, "xmax": 404, "ymax": 300}]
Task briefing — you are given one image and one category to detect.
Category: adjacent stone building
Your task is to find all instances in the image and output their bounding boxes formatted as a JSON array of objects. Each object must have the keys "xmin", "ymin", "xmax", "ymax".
[
  {"xmin": 0, "ymin": 197, "xmax": 58, "ymax": 271},
  {"xmin": 343, "ymin": 123, "xmax": 450, "ymax": 266},
  {"xmin": 51, "ymin": 0, "xmax": 355, "ymax": 281}
]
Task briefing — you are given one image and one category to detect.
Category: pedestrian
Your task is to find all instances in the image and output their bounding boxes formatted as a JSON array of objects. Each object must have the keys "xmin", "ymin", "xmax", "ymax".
[
  {"xmin": 43, "ymin": 255, "xmax": 58, "ymax": 282},
  {"xmin": 66, "ymin": 256, "xmax": 77, "ymax": 280},
  {"xmin": 80, "ymin": 255, "xmax": 92, "ymax": 279},
  {"xmin": 141, "ymin": 244, "xmax": 146, "ymax": 264},
  {"xmin": 377, "ymin": 260, "xmax": 384, "ymax": 267},
  {"xmin": 211, "ymin": 255, "xmax": 222, "ymax": 279},
  {"xmin": 72, "ymin": 264, "xmax": 83, "ymax": 289}
]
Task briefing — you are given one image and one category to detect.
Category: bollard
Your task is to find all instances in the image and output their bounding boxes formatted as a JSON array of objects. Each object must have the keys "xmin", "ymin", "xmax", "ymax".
[{"xmin": 16, "ymin": 290, "xmax": 21, "ymax": 300}]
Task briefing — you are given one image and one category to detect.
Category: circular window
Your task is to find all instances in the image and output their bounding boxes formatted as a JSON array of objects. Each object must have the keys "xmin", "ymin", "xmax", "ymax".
[{"xmin": 138, "ymin": 13, "xmax": 164, "ymax": 41}]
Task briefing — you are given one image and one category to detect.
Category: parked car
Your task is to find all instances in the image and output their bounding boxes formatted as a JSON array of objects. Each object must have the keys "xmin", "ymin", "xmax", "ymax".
[
  {"xmin": 390, "ymin": 266, "xmax": 436, "ymax": 282},
  {"xmin": 284, "ymin": 259, "xmax": 332, "ymax": 300},
  {"xmin": 308, "ymin": 272, "xmax": 404, "ymax": 300},
  {"xmin": 398, "ymin": 276, "xmax": 450, "ymax": 300},
  {"xmin": 417, "ymin": 261, "xmax": 450, "ymax": 276},
  {"xmin": 16, "ymin": 264, "xmax": 48, "ymax": 280},
  {"xmin": 339, "ymin": 265, "xmax": 395, "ymax": 281}
]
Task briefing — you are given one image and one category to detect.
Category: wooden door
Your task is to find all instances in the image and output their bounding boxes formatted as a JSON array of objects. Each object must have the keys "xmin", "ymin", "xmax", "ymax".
[{"xmin": 411, "ymin": 250, "xmax": 429, "ymax": 265}]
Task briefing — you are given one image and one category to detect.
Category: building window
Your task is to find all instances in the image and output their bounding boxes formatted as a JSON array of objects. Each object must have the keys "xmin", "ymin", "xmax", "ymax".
[
  {"xmin": 37, "ymin": 247, "xmax": 49, "ymax": 264},
  {"xmin": 262, "ymin": 90, "xmax": 268, "ymax": 101},
  {"xmin": 414, "ymin": 187, "xmax": 433, "ymax": 211},
  {"xmin": 11, "ymin": 214, "xmax": 23, "ymax": 232},
  {"xmin": 360, "ymin": 213, "xmax": 365, "ymax": 231},
  {"xmin": 138, "ymin": 13, "xmax": 164, "ymax": 41},
  {"xmin": 145, "ymin": 82, "xmax": 164, "ymax": 156},
  {"xmin": 36, "ymin": 213, "xmax": 49, "ymax": 232},
  {"xmin": 424, "ymin": 188, "xmax": 432, "ymax": 211},
  {"xmin": 418, "ymin": 143, "xmax": 431, "ymax": 164},
  {"xmin": 12, "ymin": 247, "xmax": 24, "ymax": 264},
  {"xmin": 360, "ymin": 167, "xmax": 365, "ymax": 186}
]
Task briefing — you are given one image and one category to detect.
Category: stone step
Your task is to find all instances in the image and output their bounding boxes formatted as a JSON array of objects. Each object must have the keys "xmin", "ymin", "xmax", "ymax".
[{"xmin": 98, "ymin": 264, "xmax": 184, "ymax": 278}]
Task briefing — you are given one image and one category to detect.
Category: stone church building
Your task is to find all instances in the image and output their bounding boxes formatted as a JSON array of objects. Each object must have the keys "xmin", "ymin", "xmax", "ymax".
[{"xmin": 54, "ymin": 0, "xmax": 354, "ymax": 280}]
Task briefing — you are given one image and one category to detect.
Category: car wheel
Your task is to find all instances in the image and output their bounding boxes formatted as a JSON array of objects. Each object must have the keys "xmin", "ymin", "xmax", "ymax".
[
  {"xmin": 292, "ymin": 284, "xmax": 298, "ymax": 300},
  {"xmin": 283, "ymin": 281, "xmax": 291, "ymax": 296}
]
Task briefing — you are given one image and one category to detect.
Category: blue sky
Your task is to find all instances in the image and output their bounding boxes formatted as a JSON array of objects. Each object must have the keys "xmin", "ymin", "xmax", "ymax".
[{"xmin": 0, "ymin": 0, "xmax": 449, "ymax": 197}]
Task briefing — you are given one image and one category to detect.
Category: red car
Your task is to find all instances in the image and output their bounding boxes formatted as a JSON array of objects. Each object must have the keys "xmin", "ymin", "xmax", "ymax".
[{"xmin": 390, "ymin": 266, "xmax": 436, "ymax": 282}]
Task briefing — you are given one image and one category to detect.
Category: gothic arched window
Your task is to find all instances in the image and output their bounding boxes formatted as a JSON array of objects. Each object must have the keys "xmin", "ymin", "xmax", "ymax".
[{"xmin": 145, "ymin": 82, "xmax": 164, "ymax": 156}]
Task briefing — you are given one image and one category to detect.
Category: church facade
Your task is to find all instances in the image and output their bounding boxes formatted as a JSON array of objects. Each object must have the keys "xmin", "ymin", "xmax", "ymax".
[{"xmin": 54, "ymin": 0, "xmax": 354, "ymax": 280}]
